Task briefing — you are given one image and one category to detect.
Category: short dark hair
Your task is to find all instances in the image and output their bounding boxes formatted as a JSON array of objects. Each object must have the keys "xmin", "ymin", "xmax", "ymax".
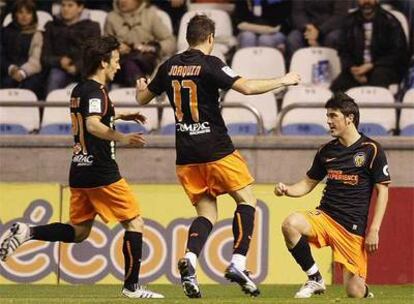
[
  {"xmin": 325, "ymin": 92, "xmax": 360, "ymax": 128},
  {"xmin": 82, "ymin": 36, "xmax": 120, "ymax": 78},
  {"xmin": 12, "ymin": 0, "xmax": 38, "ymax": 26},
  {"xmin": 186, "ymin": 14, "xmax": 215, "ymax": 46},
  {"xmin": 61, "ymin": 0, "xmax": 85, "ymax": 5}
]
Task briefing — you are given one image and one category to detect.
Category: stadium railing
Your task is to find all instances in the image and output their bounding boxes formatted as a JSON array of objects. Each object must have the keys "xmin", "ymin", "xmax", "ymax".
[
  {"xmin": 0, "ymin": 101, "xmax": 265, "ymax": 135},
  {"xmin": 274, "ymin": 102, "xmax": 414, "ymax": 135}
]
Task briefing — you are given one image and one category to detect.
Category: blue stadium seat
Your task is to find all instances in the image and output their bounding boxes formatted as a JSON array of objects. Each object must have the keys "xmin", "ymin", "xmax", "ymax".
[
  {"xmin": 400, "ymin": 125, "xmax": 414, "ymax": 136},
  {"xmin": 226, "ymin": 123, "xmax": 258, "ymax": 135},
  {"xmin": 0, "ymin": 124, "xmax": 28, "ymax": 135},
  {"xmin": 160, "ymin": 123, "xmax": 176, "ymax": 135},
  {"xmin": 116, "ymin": 123, "xmax": 148, "ymax": 134},
  {"xmin": 358, "ymin": 123, "xmax": 389, "ymax": 136},
  {"xmin": 282, "ymin": 124, "xmax": 327, "ymax": 136},
  {"xmin": 40, "ymin": 123, "xmax": 72, "ymax": 135}
]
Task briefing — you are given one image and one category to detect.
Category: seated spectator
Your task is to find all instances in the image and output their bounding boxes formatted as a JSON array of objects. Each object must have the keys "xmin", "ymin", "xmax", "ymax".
[
  {"xmin": 330, "ymin": 0, "xmax": 409, "ymax": 92},
  {"xmin": 105, "ymin": 0, "xmax": 175, "ymax": 87},
  {"xmin": 287, "ymin": 0, "xmax": 351, "ymax": 59},
  {"xmin": 0, "ymin": 0, "xmax": 44, "ymax": 99},
  {"xmin": 152, "ymin": 0, "xmax": 187, "ymax": 36},
  {"xmin": 232, "ymin": 0, "xmax": 291, "ymax": 53},
  {"xmin": 42, "ymin": 0, "xmax": 100, "ymax": 95}
]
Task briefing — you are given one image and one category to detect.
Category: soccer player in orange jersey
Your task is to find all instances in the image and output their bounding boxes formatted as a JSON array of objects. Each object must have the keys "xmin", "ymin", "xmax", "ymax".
[{"xmin": 136, "ymin": 14, "xmax": 300, "ymax": 298}]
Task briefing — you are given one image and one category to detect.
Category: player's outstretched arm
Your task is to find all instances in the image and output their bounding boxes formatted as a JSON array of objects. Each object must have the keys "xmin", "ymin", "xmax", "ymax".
[
  {"xmin": 115, "ymin": 112, "xmax": 147, "ymax": 125},
  {"xmin": 232, "ymin": 72, "xmax": 301, "ymax": 95},
  {"xmin": 365, "ymin": 183, "xmax": 389, "ymax": 253},
  {"xmin": 136, "ymin": 78, "xmax": 156, "ymax": 105},
  {"xmin": 274, "ymin": 176, "xmax": 319, "ymax": 198},
  {"xmin": 86, "ymin": 116, "xmax": 145, "ymax": 147}
]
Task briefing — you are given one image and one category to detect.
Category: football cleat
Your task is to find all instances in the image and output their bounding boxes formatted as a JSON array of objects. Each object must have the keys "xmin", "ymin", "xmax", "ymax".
[
  {"xmin": 224, "ymin": 263, "xmax": 260, "ymax": 297},
  {"xmin": 122, "ymin": 285, "xmax": 164, "ymax": 299},
  {"xmin": 177, "ymin": 258, "xmax": 201, "ymax": 298},
  {"xmin": 0, "ymin": 222, "xmax": 31, "ymax": 262},
  {"xmin": 294, "ymin": 279, "xmax": 326, "ymax": 298}
]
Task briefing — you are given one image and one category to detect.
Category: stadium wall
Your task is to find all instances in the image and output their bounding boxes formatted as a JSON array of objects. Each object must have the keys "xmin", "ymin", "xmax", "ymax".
[{"xmin": 0, "ymin": 136, "xmax": 413, "ymax": 285}]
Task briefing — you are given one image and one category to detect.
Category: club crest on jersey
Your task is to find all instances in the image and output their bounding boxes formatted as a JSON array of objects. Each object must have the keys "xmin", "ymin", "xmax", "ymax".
[
  {"xmin": 89, "ymin": 98, "xmax": 102, "ymax": 113},
  {"xmin": 73, "ymin": 143, "xmax": 82, "ymax": 155},
  {"xmin": 353, "ymin": 152, "xmax": 366, "ymax": 167}
]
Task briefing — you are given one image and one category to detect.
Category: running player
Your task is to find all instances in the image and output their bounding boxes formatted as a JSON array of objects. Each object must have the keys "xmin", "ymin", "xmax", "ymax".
[
  {"xmin": 0, "ymin": 36, "xmax": 163, "ymax": 299},
  {"xmin": 275, "ymin": 92, "xmax": 390, "ymax": 298},
  {"xmin": 136, "ymin": 14, "xmax": 300, "ymax": 298}
]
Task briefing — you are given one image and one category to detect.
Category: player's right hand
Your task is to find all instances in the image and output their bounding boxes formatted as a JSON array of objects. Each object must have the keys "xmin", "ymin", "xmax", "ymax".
[
  {"xmin": 282, "ymin": 72, "xmax": 301, "ymax": 86},
  {"xmin": 136, "ymin": 77, "xmax": 149, "ymax": 92},
  {"xmin": 121, "ymin": 133, "xmax": 146, "ymax": 147},
  {"xmin": 274, "ymin": 182, "xmax": 288, "ymax": 196}
]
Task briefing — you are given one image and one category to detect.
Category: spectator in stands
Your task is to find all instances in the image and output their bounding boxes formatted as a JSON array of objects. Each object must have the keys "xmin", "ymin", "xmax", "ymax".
[
  {"xmin": 152, "ymin": 0, "xmax": 187, "ymax": 36},
  {"xmin": 1, "ymin": 0, "xmax": 53, "ymax": 18},
  {"xmin": 287, "ymin": 0, "xmax": 351, "ymax": 59},
  {"xmin": 232, "ymin": 0, "xmax": 291, "ymax": 54},
  {"xmin": 105, "ymin": 0, "xmax": 175, "ymax": 87},
  {"xmin": 42, "ymin": 0, "xmax": 100, "ymax": 95},
  {"xmin": 0, "ymin": 0, "xmax": 44, "ymax": 99},
  {"xmin": 330, "ymin": 0, "xmax": 409, "ymax": 92}
]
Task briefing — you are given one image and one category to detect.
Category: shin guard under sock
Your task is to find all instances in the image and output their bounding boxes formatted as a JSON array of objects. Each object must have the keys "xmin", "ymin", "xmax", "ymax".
[
  {"xmin": 186, "ymin": 216, "xmax": 213, "ymax": 256},
  {"xmin": 232, "ymin": 204, "xmax": 255, "ymax": 256},
  {"xmin": 123, "ymin": 231, "xmax": 143, "ymax": 291}
]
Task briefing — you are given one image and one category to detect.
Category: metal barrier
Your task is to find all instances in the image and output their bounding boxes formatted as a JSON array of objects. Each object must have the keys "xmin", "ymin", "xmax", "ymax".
[
  {"xmin": 275, "ymin": 102, "xmax": 414, "ymax": 135},
  {"xmin": 0, "ymin": 101, "xmax": 265, "ymax": 135}
]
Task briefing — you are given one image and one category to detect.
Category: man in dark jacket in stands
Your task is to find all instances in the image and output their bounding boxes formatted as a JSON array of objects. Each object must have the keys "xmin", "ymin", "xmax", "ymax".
[
  {"xmin": 42, "ymin": 0, "xmax": 100, "ymax": 95},
  {"xmin": 287, "ymin": 0, "xmax": 351, "ymax": 59},
  {"xmin": 331, "ymin": 0, "xmax": 409, "ymax": 92}
]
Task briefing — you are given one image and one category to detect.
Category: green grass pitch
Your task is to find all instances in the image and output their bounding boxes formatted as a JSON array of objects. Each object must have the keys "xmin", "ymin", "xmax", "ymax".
[{"xmin": 0, "ymin": 284, "xmax": 413, "ymax": 304}]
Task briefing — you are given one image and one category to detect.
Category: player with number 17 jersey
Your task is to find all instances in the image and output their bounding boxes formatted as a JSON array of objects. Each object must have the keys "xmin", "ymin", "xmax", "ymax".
[{"xmin": 148, "ymin": 49, "xmax": 240, "ymax": 165}]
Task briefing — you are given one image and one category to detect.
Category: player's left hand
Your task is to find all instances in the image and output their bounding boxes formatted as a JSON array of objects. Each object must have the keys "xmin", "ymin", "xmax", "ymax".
[
  {"xmin": 116, "ymin": 112, "xmax": 147, "ymax": 125},
  {"xmin": 365, "ymin": 229, "xmax": 379, "ymax": 253}
]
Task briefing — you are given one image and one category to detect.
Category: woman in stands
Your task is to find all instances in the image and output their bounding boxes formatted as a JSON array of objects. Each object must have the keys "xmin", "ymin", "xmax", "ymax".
[{"xmin": 0, "ymin": 0, "xmax": 44, "ymax": 99}]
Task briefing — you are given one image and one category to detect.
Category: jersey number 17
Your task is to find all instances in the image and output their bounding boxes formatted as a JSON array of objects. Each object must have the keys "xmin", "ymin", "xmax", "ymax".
[{"xmin": 172, "ymin": 79, "xmax": 199, "ymax": 122}]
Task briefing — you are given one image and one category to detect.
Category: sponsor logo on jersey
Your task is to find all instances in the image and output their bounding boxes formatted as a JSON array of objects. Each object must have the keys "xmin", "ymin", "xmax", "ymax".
[
  {"xmin": 176, "ymin": 122, "xmax": 211, "ymax": 135},
  {"xmin": 327, "ymin": 169, "xmax": 359, "ymax": 186},
  {"xmin": 89, "ymin": 98, "xmax": 102, "ymax": 113},
  {"xmin": 353, "ymin": 152, "xmax": 366, "ymax": 167},
  {"xmin": 72, "ymin": 154, "xmax": 94, "ymax": 166},
  {"xmin": 221, "ymin": 66, "xmax": 238, "ymax": 78}
]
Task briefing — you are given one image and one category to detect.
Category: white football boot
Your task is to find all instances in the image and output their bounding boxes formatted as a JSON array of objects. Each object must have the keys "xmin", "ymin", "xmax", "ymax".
[
  {"xmin": 122, "ymin": 285, "xmax": 164, "ymax": 299},
  {"xmin": 0, "ymin": 222, "xmax": 31, "ymax": 261},
  {"xmin": 294, "ymin": 279, "xmax": 326, "ymax": 298}
]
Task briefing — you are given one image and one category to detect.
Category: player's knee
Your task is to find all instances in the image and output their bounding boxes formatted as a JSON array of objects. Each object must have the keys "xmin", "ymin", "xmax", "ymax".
[
  {"xmin": 346, "ymin": 282, "xmax": 365, "ymax": 298},
  {"xmin": 281, "ymin": 213, "xmax": 300, "ymax": 234},
  {"xmin": 121, "ymin": 216, "xmax": 144, "ymax": 232},
  {"xmin": 74, "ymin": 231, "xmax": 90, "ymax": 243}
]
